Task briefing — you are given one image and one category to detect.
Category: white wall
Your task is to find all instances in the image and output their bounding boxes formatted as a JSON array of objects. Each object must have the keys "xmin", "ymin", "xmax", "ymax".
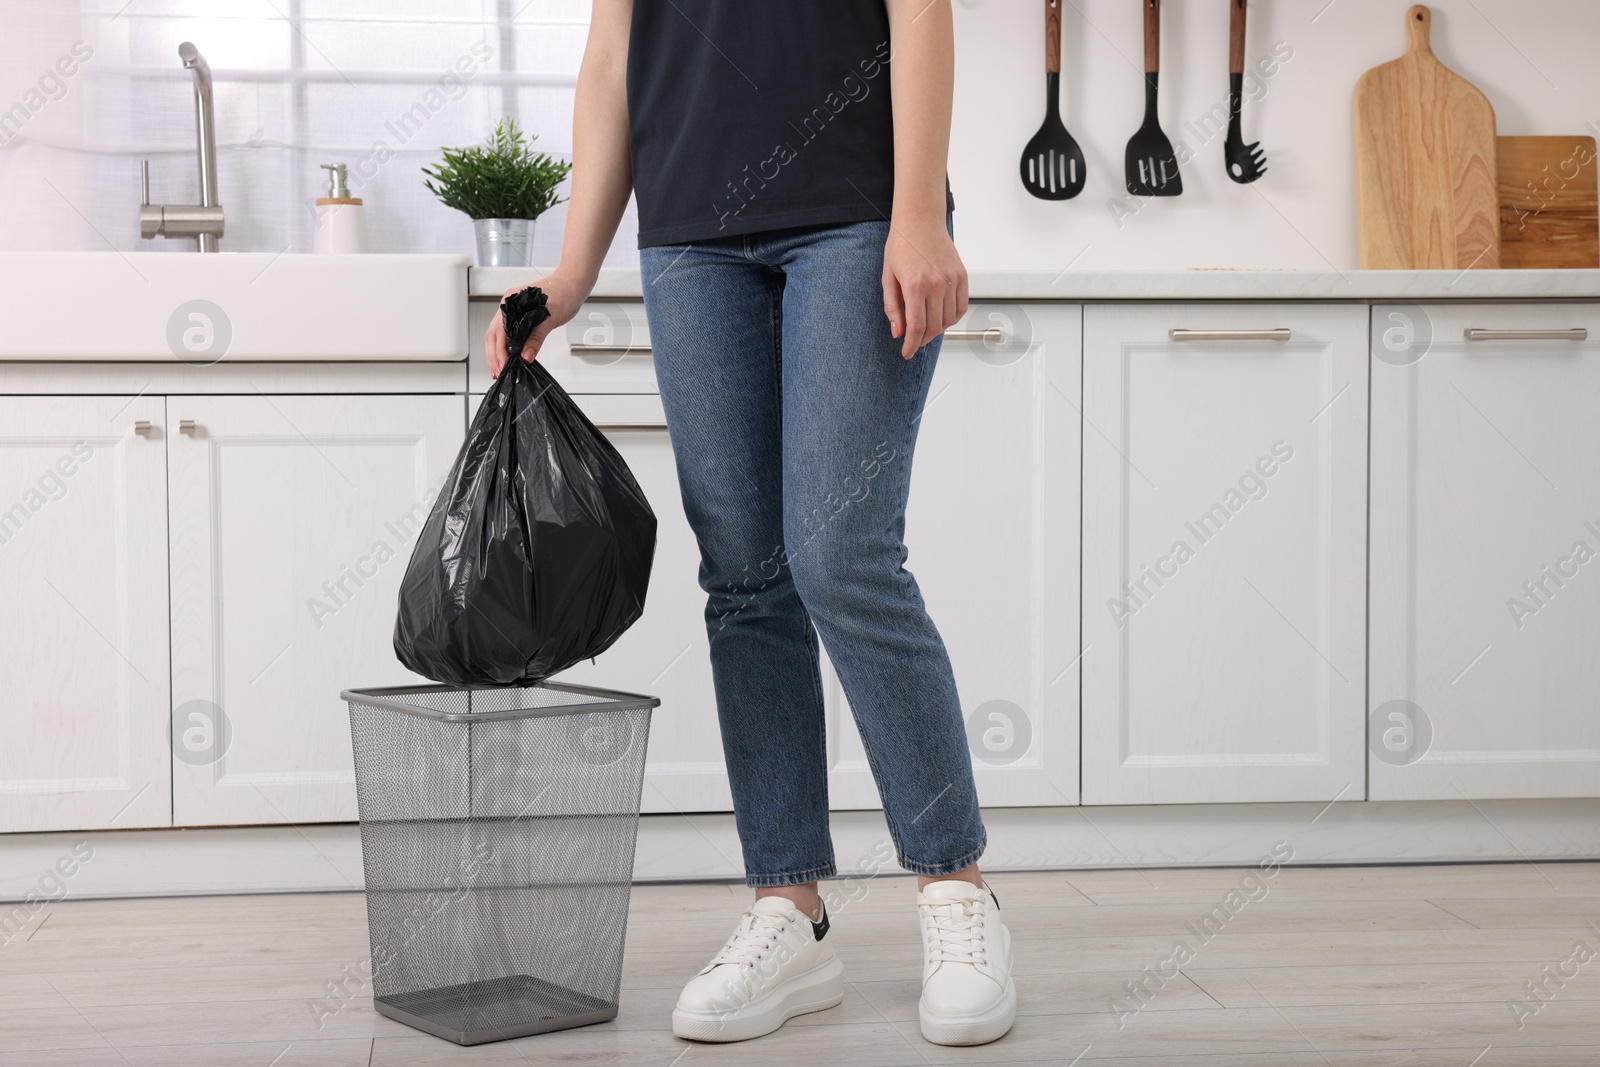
[
  {"xmin": 947, "ymin": 0, "xmax": 1600, "ymax": 272},
  {"xmin": 3, "ymin": 1, "xmax": 1595, "ymax": 272}
]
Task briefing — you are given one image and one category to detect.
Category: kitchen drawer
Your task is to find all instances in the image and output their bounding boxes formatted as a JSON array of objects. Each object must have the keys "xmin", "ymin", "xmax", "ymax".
[
  {"xmin": 1370, "ymin": 301, "xmax": 1600, "ymax": 799},
  {"xmin": 469, "ymin": 299, "xmax": 655, "ymax": 394}
]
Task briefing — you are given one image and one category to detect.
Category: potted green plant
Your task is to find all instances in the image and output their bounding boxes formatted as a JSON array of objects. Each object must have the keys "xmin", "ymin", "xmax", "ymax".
[{"xmin": 423, "ymin": 118, "xmax": 572, "ymax": 267}]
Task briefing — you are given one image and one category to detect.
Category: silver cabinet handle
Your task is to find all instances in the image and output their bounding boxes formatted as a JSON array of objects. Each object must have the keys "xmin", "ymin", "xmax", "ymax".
[
  {"xmin": 133, "ymin": 420, "xmax": 151, "ymax": 437},
  {"xmin": 1465, "ymin": 328, "xmax": 1588, "ymax": 342},
  {"xmin": 570, "ymin": 343, "xmax": 652, "ymax": 357},
  {"xmin": 594, "ymin": 422, "xmax": 669, "ymax": 432},
  {"xmin": 178, "ymin": 419, "xmax": 197, "ymax": 435},
  {"xmin": 945, "ymin": 328, "xmax": 1005, "ymax": 343},
  {"xmin": 1170, "ymin": 329, "xmax": 1293, "ymax": 342}
]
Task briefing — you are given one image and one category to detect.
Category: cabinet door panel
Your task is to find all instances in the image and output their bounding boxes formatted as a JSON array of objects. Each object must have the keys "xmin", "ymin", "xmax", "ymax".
[
  {"xmin": 827, "ymin": 304, "xmax": 1083, "ymax": 808},
  {"xmin": 1371, "ymin": 303, "xmax": 1600, "ymax": 799},
  {"xmin": 1083, "ymin": 304, "xmax": 1368, "ymax": 805},
  {"xmin": 553, "ymin": 393, "xmax": 730, "ymax": 813},
  {"xmin": 0, "ymin": 397, "xmax": 170, "ymax": 831},
  {"xmin": 167, "ymin": 395, "xmax": 463, "ymax": 825},
  {"xmin": 557, "ymin": 303, "xmax": 1083, "ymax": 814}
]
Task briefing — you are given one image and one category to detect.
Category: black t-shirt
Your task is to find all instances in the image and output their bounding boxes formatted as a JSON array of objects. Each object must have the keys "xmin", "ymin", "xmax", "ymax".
[{"xmin": 626, "ymin": 1, "xmax": 953, "ymax": 247}]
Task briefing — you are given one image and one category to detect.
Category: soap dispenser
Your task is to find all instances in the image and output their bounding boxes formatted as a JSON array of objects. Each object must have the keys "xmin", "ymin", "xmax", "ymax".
[{"xmin": 313, "ymin": 163, "xmax": 366, "ymax": 253}]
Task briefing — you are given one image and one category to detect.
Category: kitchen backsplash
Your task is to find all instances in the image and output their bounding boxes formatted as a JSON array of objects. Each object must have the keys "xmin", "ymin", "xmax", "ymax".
[
  {"xmin": 0, "ymin": 0, "xmax": 1594, "ymax": 272},
  {"xmin": 948, "ymin": 0, "xmax": 1599, "ymax": 272}
]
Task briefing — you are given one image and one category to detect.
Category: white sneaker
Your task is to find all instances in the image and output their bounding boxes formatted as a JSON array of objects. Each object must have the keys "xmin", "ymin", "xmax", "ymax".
[
  {"xmin": 671, "ymin": 895, "xmax": 844, "ymax": 1042},
  {"xmin": 917, "ymin": 880, "xmax": 1016, "ymax": 1045}
]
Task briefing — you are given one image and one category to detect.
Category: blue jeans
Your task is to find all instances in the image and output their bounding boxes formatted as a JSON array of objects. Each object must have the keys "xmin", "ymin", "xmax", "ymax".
[{"xmin": 639, "ymin": 219, "xmax": 986, "ymax": 887}]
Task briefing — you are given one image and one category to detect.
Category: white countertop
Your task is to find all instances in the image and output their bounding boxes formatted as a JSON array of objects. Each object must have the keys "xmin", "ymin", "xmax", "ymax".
[
  {"xmin": 471, "ymin": 267, "xmax": 1600, "ymax": 302},
  {"xmin": 3, "ymin": 254, "xmax": 1594, "ymax": 364}
]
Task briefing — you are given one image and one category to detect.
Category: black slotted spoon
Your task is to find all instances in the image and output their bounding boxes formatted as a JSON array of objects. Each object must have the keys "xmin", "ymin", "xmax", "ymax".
[
  {"xmin": 1019, "ymin": 0, "xmax": 1086, "ymax": 200},
  {"xmin": 1125, "ymin": 0, "xmax": 1182, "ymax": 196}
]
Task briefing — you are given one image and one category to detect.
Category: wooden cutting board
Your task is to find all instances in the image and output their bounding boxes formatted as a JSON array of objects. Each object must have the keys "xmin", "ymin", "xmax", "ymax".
[
  {"xmin": 1354, "ymin": 5, "xmax": 1500, "ymax": 270},
  {"xmin": 1497, "ymin": 135, "xmax": 1600, "ymax": 269}
]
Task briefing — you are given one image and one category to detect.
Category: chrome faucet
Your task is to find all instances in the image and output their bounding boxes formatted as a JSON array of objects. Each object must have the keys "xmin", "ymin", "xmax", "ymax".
[{"xmin": 140, "ymin": 42, "xmax": 224, "ymax": 252}]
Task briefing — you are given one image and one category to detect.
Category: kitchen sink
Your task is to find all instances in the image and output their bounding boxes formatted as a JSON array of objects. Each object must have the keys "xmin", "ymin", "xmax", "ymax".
[{"xmin": 0, "ymin": 252, "xmax": 469, "ymax": 361}]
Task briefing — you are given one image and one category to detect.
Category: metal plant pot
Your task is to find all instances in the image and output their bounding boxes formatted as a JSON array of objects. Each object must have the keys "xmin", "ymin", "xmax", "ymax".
[{"xmin": 473, "ymin": 218, "xmax": 535, "ymax": 267}]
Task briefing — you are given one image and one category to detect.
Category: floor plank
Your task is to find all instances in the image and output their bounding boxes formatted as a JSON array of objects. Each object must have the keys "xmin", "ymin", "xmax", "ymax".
[
  {"xmin": 1423, "ymin": 896, "xmax": 1600, "ymax": 930},
  {"xmin": 1187, "ymin": 961, "xmax": 1600, "ymax": 1008},
  {"xmin": 0, "ymin": 1039, "xmax": 381, "ymax": 1067},
  {"xmin": 1064, "ymin": 862, "xmax": 1600, "ymax": 905}
]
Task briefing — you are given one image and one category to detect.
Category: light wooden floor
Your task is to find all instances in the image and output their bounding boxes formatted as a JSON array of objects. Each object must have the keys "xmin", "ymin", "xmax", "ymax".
[{"xmin": 5, "ymin": 863, "xmax": 1600, "ymax": 1065}]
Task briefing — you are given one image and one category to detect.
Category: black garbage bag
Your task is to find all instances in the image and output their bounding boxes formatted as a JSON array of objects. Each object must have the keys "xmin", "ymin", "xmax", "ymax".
[{"xmin": 393, "ymin": 286, "xmax": 657, "ymax": 686}]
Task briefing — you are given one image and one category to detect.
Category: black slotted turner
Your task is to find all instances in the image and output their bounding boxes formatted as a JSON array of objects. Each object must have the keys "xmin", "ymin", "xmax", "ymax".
[
  {"xmin": 1125, "ymin": 0, "xmax": 1182, "ymax": 196},
  {"xmin": 1225, "ymin": 0, "xmax": 1268, "ymax": 183},
  {"xmin": 1019, "ymin": 0, "xmax": 1086, "ymax": 200}
]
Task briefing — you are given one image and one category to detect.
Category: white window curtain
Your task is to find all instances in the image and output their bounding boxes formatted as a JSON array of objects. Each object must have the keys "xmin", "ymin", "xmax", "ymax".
[{"xmin": 0, "ymin": 0, "xmax": 636, "ymax": 266}]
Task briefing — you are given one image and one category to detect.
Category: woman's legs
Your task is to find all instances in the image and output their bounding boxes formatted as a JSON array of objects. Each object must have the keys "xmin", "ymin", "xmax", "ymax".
[
  {"xmin": 766, "ymin": 218, "xmax": 987, "ymax": 879},
  {"xmin": 645, "ymin": 223, "xmax": 1003, "ymax": 1045},
  {"xmin": 642, "ymin": 220, "xmax": 986, "ymax": 884},
  {"xmin": 640, "ymin": 237, "xmax": 838, "ymax": 889}
]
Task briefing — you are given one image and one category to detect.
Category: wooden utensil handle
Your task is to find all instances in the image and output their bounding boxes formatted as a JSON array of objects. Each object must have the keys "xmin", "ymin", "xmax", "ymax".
[
  {"xmin": 1230, "ymin": 0, "xmax": 1247, "ymax": 75},
  {"xmin": 1046, "ymin": 0, "xmax": 1060, "ymax": 74},
  {"xmin": 1407, "ymin": 4, "xmax": 1432, "ymax": 53},
  {"xmin": 1145, "ymin": 0, "xmax": 1160, "ymax": 74}
]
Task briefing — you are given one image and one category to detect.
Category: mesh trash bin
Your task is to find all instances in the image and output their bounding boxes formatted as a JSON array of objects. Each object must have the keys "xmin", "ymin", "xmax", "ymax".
[{"xmin": 342, "ymin": 681, "xmax": 660, "ymax": 1045}]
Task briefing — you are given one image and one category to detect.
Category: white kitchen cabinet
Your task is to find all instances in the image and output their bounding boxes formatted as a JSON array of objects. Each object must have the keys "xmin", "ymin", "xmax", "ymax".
[
  {"xmin": 828, "ymin": 304, "xmax": 1083, "ymax": 808},
  {"xmin": 523, "ymin": 302, "xmax": 1083, "ymax": 814},
  {"xmin": 0, "ymin": 397, "xmax": 172, "ymax": 832},
  {"xmin": 1082, "ymin": 304, "xmax": 1369, "ymax": 805},
  {"xmin": 1371, "ymin": 304, "xmax": 1600, "ymax": 800},
  {"xmin": 463, "ymin": 391, "xmax": 728, "ymax": 816},
  {"xmin": 165, "ymin": 395, "xmax": 464, "ymax": 825},
  {"xmin": 541, "ymin": 392, "xmax": 731, "ymax": 814}
]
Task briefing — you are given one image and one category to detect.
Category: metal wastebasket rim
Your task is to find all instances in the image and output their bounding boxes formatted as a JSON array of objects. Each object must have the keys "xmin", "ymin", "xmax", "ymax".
[{"xmin": 341, "ymin": 679, "xmax": 661, "ymax": 723}]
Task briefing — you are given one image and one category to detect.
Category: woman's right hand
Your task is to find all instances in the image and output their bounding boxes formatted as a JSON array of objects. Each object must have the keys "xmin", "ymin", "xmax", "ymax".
[{"xmin": 484, "ymin": 269, "xmax": 590, "ymax": 378}]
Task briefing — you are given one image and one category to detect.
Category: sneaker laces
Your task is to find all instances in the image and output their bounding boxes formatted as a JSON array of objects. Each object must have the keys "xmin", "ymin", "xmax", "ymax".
[
  {"xmin": 708, "ymin": 908, "xmax": 792, "ymax": 969},
  {"xmin": 919, "ymin": 896, "xmax": 990, "ymax": 966}
]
